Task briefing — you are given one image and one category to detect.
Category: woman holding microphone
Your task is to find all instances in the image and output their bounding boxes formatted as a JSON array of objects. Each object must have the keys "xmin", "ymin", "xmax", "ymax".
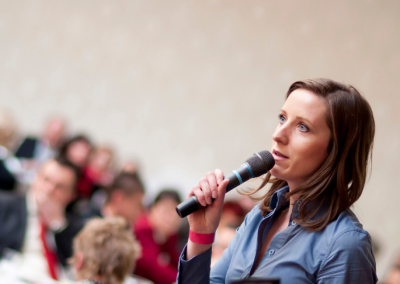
[{"xmin": 177, "ymin": 78, "xmax": 377, "ymax": 284}]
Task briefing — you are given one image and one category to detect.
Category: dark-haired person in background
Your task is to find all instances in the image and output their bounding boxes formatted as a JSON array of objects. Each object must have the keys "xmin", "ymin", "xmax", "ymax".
[
  {"xmin": 178, "ymin": 79, "xmax": 377, "ymax": 284},
  {"xmin": 82, "ymin": 172, "xmax": 145, "ymax": 224},
  {"xmin": 58, "ymin": 134, "xmax": 94, "ymax": 215},
  {"xmin": 134, "ymin": 190, "xmax": 183, "ymax": 284},
  {"xmin": 0, "ymin": 157, "xmax": 82, "ymax": 281}
]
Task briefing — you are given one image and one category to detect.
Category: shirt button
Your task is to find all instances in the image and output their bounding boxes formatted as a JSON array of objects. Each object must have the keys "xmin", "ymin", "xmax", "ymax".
[
  {"xmin": 269, "ymin": 249, "xmax": 275, "ymax": 255},
  {"xmin": 292, "ymin": 221, "xmax": 296, "ymax": 226}
]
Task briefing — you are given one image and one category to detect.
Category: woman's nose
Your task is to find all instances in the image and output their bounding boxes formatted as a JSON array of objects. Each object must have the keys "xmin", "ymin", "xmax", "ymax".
[{"xmin": 272, "ymin": 124, "xmax": 289, "ymax": 145}]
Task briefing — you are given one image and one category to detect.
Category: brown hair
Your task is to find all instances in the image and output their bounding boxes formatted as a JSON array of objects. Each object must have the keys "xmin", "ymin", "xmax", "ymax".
[
  {"xmin": 70, "ymin": 217, "xmax": 138, "ymax": 284},
  {"xmin": 244, "ymin": 78, "xmax": 375, "ymax": 231},
  {"xmin": 105, "ymin": 173, "xmax": 145, "ymax": 203}
]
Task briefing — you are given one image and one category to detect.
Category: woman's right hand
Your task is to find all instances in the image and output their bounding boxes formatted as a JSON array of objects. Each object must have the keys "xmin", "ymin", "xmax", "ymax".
[{"xmin": 186, "ymin": 169, "xmax": 229, "ymax": 259}]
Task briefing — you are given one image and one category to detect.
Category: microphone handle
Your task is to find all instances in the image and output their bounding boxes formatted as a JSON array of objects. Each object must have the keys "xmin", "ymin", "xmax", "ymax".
[{"xmin": 176, "ymin": 164, "xmax": 253, "ymax": 218}]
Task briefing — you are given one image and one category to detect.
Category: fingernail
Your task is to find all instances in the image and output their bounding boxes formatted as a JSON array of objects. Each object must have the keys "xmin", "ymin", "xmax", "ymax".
[
  {"xmin": 212, "ymin": 191, "xmax": 217, "ymax": 199},
  {"xmin": 207, "ymin": 197, "xmax": 212, "ymax": 204}
]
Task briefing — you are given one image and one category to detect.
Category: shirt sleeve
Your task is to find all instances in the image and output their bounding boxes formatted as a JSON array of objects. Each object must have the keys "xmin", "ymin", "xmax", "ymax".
[
  {"xmin": 176, "ymin": 211, "xmax": 252, "ymax": 284},
  {"xmin": 317, "ymin": 229, "xmax": 378, "ymax": 284},
  {"xmin": 177, "ymin": 245, "xmax": 212, "ymax": 284}
]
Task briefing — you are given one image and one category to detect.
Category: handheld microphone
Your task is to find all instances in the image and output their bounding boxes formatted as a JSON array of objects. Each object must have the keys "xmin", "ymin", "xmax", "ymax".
[{"xmin": 175, "ymin": 150, "xmax": 275, "ymax": 218}]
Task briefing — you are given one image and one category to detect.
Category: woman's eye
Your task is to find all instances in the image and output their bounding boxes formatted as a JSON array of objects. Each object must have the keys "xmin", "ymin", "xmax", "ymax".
[
  {"xmin": 279, "ymin": 114, "xmax": 286, "ymax": 124},
  {"xmin": 299, "ymin": 123, "xmax": 309, "ymax": 132}
]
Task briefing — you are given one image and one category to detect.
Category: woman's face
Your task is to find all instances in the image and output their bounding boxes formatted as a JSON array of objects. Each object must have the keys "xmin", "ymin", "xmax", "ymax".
[
  {"xmin": 270, "ymin": 89, "xmax": 331, "ymax": 189},
  {"xmin": 67, "ymin": 141, "xmax": 91, "ymax": 168}
]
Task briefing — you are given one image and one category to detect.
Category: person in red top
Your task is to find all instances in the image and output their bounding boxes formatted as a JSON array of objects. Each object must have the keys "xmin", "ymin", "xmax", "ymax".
[{"xmin": 134, "ymin": 190, "xmax": 183, "ymax": 284}]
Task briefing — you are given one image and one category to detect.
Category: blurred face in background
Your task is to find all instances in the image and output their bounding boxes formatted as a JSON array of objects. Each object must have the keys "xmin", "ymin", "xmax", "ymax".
[
  {"xmin": 150, "ymin": 198, "xmax": 182, "ymax": 237},
  {"xmin": 121, "ymin": 161, "xmax": 138, "ymax": 174},
  {"xmin": 67, "ymin": 140, "xmax": 91, "ymax": 168},
  {"xmin": 90, "ymin": 148, "xmax": 113, "ymax": 172},
  {"xmin": 44, "ymin": 118, "xmax": 65, "ymax": 148},
  {"xmin": 32, "ymin": 160, "xmax": 76, "ymax": 206},
  {"xmin": 113, "ymin": 191, "xmax": 144, "ymax": 223}
]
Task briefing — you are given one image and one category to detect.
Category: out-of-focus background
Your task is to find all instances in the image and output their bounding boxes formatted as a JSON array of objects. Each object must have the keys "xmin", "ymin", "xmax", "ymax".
[{"xmin": 1, "ymin": 0, "xmax": 399, "ymax": 281}]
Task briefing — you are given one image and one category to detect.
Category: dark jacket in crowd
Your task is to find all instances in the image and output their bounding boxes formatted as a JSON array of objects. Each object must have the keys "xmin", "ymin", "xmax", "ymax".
[{"xmin": 0, "ymin": 190, "xmax": 82, "ymax": 266}]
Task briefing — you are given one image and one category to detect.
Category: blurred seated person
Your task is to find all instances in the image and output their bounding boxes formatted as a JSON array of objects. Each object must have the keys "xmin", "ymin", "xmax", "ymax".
[
  {"xmin": 84, "ymin": 146, "xmax": 115, "ymax": 188},
  {"xmin": 70, "ymin": 217, "xmax": 145, "ymax": 284},
  {"xmin": 120, "ymin": 159, "xmax": 145, "ymax": 191},
  {"xmin": 0, "ymin": 157, "xmax": 82, "ymax": 281},
  {"xmin": 386, "ymin": 254, "xmax": 400, "ymax": 284},
  {"xmin": 211, "ymin": 201, "xmax": 246, "ymax": 267},
  {"xmin": 59, "ymin": 134, "xmax": 94, "ymax": 215},
  {"xmin": 134, "ymin": 190, "xmax": 183, "ymax": 284},
  {"xmin": 386, "ymin": 265, "xmax": 400, "ymax": 284},
  {"xmin": 83, "ymin": 172, "xmax": 145, "ymax": 225},
  {"xmin": 121, "ymin": 159, "xmax": 140, "ymax": 175},
  {"xmin": 14, "ymin": 117, "xmax": 66, "ymax": 180},
  {"xmin": 0, "ymin": 110, "xmax": 19, "ymax": 190}
]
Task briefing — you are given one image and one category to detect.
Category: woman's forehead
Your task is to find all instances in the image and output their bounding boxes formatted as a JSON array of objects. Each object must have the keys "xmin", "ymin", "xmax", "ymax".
[{"xmin": 283, "ymin": 89, "xmax": 328, "ymax": 123}]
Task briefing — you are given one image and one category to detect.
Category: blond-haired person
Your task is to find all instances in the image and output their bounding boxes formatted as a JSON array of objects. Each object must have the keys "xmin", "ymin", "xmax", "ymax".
[{"xmin": 70, "ymin": 217, "xmax": 144, "ymax": 284}]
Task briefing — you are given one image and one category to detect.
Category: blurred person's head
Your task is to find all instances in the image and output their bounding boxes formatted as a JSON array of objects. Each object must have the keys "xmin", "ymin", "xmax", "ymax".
[
  {"xmin": 0, "ymin": 109, "xmax": 17, "ymax": 149},
  {"xmin": 89, "ymin": 146, "xmax": 114, "ymax": 172},
  {"xmin": 121, "ymin": 160, "xmax": 139, "ymax": 174},
  {"xmin": 59, "ymin": 135, "xmax": 92, "ymax": 168},
  {"xmin": 386, "ymin": 264, "xmax": 400, "ymax": 284},
  {"xmin": 219, "ymin": 201, "xmax": 246, "ymax": 229},
  {"xmin": 43, "ymin": 116, "xmax": 66, "ymax": 148},
  {"xmin": 31, "ymin": 157, "xmax": 79, "ymax": 206},
  {"xmin": 148, "ymin": 190, "xmax": 182, "ymax": 237},
  {"xmin": 70, "ymin": 217, "xmax": 138, "ymax": 284},
  {"xmin": 103, "ymin": 173, "xmax": 145, "ymax": 223}
]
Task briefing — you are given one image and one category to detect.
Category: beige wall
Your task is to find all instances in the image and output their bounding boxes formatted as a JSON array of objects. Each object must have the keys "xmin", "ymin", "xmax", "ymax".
[{"xmin": 1, "ymin": 0, "xmax": 399, "ymax": 279}]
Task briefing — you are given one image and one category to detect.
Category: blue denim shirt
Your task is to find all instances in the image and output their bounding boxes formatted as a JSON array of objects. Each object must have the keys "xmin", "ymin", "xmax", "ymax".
[{"xmin": 177, "ymin": 186, "xmax": 377, "ymax": 284}]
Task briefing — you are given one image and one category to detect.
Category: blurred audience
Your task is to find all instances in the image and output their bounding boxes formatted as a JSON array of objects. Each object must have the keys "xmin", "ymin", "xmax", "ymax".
[
  {"xmin": 134, "ymin": 190, "xmax": 182, "ymax": 284},
  {"xmin": 70, "ymin": 217, "xmax": 142, "ymax": 284},
  {"xmin": 14, "ymin": 117, "xmax": 66, "ymax": 181},
  {"xmin": 0, "ymin": 109, "xmax": 17, "ymax": 150},
  {"xmin": 59, "ymin": 134, "xmax": 92, "ymax": 170},
  {"xmin": 0, "ymin": 157, "xmax": 82, "ymax": 281},
  {"xmin": 59, "ymin": 135, "xmax": 94, "ymax": 215},
  {"xmin": 85, "ymin": 146, "xmax": 115, "ymax": 187},
  {"xmin": 386, "ymin": 264, "xmax": 400, "ymax": 284},
  {"xmin": 0, "ymin": 110, "xmax": 20, "ymax": 190},
  {"xmin": 385, "ymin": 254, "xmax": 400, "ymax": 284},
  {"xmin": 83, "ymin": 172, "xmax": 145, "ymax": 224}
]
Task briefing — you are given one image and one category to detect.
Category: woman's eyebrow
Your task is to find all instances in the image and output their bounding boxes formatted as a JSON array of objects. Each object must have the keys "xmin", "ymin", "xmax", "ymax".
[
  {"xmin": 296, "ymin": 116, "xmax": 315, "ymax": 128},
  {"xmin": 281, "ymin": 110, "xmax": 315, "ymax": 128}
]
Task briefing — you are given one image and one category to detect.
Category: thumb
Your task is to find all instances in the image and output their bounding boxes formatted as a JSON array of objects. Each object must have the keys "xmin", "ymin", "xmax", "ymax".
[{"xmin": 214, "ymin": 179, "xmax": 229, "ymax": 208}]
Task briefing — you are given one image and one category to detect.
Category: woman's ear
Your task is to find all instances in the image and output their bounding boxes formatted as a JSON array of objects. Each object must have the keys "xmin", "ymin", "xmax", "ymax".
[{"xmin": 75, "ymin": 251, "xmax": 84, "ymax": 270}]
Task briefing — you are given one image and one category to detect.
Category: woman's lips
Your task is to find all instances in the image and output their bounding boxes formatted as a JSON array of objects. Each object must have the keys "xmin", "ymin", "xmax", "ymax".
[{"xmin": 272, "ymin": 149, "xmax": 289, "ymax": 161}]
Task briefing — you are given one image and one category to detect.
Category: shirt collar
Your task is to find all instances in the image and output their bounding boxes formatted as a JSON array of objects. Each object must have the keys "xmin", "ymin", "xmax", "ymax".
[
  {"xmin": 269, "ymin": 185, "xmax": 330, "ymax": 223},
  {"xmin": 269, "ymin": 185, "xmax": 290, "ymax": 212}
]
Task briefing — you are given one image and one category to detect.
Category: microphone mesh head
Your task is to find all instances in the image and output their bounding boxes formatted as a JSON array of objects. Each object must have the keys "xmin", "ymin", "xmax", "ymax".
[{"xmin": 245, "ymin": 150, "xmax": 275, "ymax": 177}]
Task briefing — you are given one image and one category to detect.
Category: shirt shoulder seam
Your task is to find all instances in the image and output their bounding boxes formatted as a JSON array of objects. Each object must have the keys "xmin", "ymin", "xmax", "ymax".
[{"xmin": 320, "ymin": 228, "xmax": 368, "ymax": 268}]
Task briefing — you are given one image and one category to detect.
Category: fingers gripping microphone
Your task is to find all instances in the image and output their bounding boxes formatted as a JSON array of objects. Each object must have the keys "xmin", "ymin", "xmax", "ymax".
[{"xmin": 175, "ymin": 150, "xmax": 275, "ymax": 218}]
